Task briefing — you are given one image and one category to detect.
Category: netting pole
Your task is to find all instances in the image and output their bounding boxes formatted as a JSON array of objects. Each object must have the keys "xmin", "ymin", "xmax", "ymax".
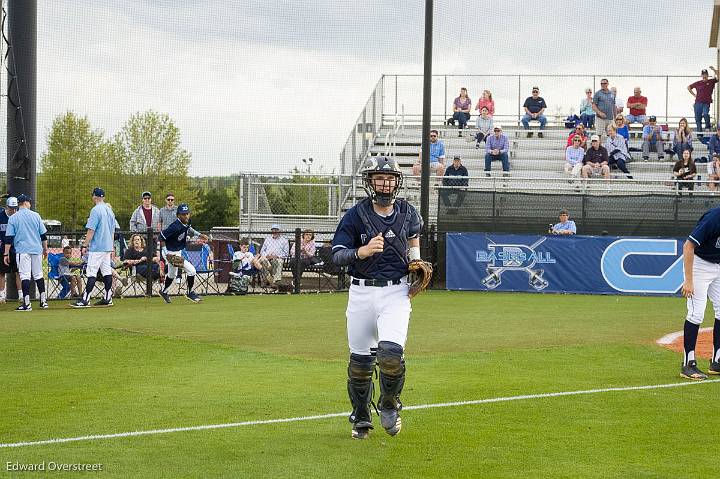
[{"xmin": 419, "ymin": 0, "xmax": 433, "ymax": 231}]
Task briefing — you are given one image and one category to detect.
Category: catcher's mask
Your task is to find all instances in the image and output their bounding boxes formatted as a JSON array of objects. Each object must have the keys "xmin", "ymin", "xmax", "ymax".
[{"xmin": 361, "ymin": 156, "xmax": 403, "ymax": 207}]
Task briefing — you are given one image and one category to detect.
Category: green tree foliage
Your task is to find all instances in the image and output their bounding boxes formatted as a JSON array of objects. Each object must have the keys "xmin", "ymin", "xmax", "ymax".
[
  {"xmin": 264, "ymin": 166, "xmax": 333, "ymax": 216},
  {"xmin": 37, "ymin": 112, "xmax": 115, "ymax": 230},
  {"xmin": 192, "ymin": 186, "xmax": 238, "ymax": 231}
]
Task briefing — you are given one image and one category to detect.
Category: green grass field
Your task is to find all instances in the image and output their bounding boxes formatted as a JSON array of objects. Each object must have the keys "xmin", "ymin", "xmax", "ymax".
[{"xmin": 0, "ymin": 291, "xmax": 718, "ymax": 478}]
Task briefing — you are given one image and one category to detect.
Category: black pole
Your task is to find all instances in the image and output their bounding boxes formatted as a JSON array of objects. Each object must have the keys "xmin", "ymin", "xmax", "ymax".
[
  {"xmin": 419, "ymin": 0, "xmax": 433, "ymax": 229},
  {"xmin": 293, "ymin": 228, "xmax": 301, "ymax": 294},
  {"xmin": 146, "ymin": 228, "xmax": 154, "ymax": 297},
  {"xmin": 6, "ymin": 0, "xmax": 36, "ymax": 202}
]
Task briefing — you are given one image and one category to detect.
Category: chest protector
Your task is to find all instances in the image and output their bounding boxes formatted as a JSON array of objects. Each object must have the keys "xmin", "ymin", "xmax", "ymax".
[{"xmin": 354, "ymin": 198, "xmax": 411, "ymax": 280}]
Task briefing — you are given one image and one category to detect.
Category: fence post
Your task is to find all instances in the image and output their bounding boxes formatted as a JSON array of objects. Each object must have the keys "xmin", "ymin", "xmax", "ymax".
[
  {"xmin": 665, "ymin": 76, "xmax": 669, "ymax": 124},
  {"xmin": 293, "ymin": 228, "xmax": 302, "ymax": 294},
  {"xmin": 145, "ymin": 227, "xmax": 155, "ymax": 297},
  {"xmin": 517, "ymin": 75, "xmax": 521, "ymax": 126}
]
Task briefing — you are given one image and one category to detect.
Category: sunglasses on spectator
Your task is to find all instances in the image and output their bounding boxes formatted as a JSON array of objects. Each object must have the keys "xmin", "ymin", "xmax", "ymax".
[
  {"xmin": 166, "ymin": 198, "xmax": 175, "ymax": 202},
  {"xmin": 532, "ymin": 90, "xmax": 539, "ymax": 93},
  {"xmin": 601, "ymin": 82, "xmax": 608, "ymax": 85},
  {"xmin": 430, "ymin": 134, "xmax": 437, "ymax": 137}
]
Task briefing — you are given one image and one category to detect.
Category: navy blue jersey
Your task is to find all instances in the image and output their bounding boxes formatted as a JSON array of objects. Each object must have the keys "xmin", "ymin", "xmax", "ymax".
[
  {"xmin": 0, "ymin": 209, "xmax": 8, "ymax": 246},
  {"xmin": 160, "ymin": 219, "xmax": 199, "ymax": 251},
  {"xmin": 332, "ymin": 198, "xmax": 422, "ymax": 280},
  {"xmin": 689, "ymin": 207, "xmax": 720, "ymax": 263}
]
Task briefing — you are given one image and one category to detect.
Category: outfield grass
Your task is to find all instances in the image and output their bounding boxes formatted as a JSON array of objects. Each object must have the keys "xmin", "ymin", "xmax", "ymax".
[{"xmin": 0, "ymin": 292, "xmax": 718, "ymax": 478}]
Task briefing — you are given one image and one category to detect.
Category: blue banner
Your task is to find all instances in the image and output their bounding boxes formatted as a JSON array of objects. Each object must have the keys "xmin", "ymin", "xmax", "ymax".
[{"xmin": 446, "ymin": 233, "xmax": 684, "ymax": 295}]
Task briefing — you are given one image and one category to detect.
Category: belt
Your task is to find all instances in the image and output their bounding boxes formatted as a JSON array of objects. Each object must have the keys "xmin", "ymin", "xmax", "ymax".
[{"xmin": 351, "ymin": 278, "xmax": 402, "ymax": 287}]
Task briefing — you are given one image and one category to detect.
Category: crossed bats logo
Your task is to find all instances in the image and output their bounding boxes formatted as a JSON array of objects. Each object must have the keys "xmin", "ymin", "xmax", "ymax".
[{"xmin": 476, "ymin": 237, "xmax": 555, "ymax": 291}]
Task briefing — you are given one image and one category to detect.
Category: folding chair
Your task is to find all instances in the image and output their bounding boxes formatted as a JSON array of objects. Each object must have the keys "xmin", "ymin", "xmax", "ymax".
[
  {"xmin": 47, "ymin": 252, "xmax": 65, "ymax": 298},
  {"xmin": 182, "ymin": 244, "xmax": 222, "ymax": 294}
]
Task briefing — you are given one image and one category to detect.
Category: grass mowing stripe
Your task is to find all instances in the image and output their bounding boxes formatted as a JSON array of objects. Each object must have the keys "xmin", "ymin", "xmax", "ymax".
[{"xmin": 2, "ymin": 379, "xmax": 716, "ymax": 449}]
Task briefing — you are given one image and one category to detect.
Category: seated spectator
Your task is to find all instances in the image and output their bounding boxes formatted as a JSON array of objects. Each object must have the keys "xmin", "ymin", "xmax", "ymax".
[
  {"xmin": 582, "ymin": 135, "xmax": 611, "ymax": 179},
  {"xmin": 642, "ymin": 116, "xmax": 665, "ymax": 161},
  {"xmin": 57, "ymin": 245, "xmax": 82, "ymax": 299},
  {"xmin": 227, "ymin": 238, "xmax": 264, "ymax": 295},
  {"xmin": 122, "ymin": 233, "xmax": 163, "ymax": 281},
  {"xmin": 452, "ymin": 87, "xmax": 472, "ymax": 136},
  {"xmin": 289, "ymin": 229, "xmax": 319, "ymax": 288},
  {"xmin": 521, "ymin": 87, "xmax": 547, "ymax": 137},
  {"xmin": 413, "ymin": 130, "xmax": 446, "ymax": 176},
  {"xmin": 673, "ymin": 149, "xmax": 697, "ymax": 192},
  {"xmin": 475, "ymin": 89, "xmax": 495, "ymax": 117},
  {"xmin": 440, "ymin": 156, "xmax": 469, "ymax": 212},
  {"xmin": 625, "ymin": 87, "xmax": 648, "ymax": 125},
  {"xmin": 550, "ymin": 210, "xmax": 577, "ymax": 235},
  {"xmin": 614, "ymin": 115, "xmax": 630, "ymax": 141},
  {"xmin": 565, "ymin": 136, "xmax": 585, "ymax": 178},
  {"xmin": 566, "ymin": 124, "xmax": 588, "ymax": 149},
  {"xmin": 707, "ymin": 125, "xmax": 720, "ymax": 157},
  {"xmin": 707, "ymin": 153, "xmax": 720, "ymax": 191},
  {"xmin": 484, "ymin": 124, "xmax": 510, "ymax": 176},
  {"xmin": 475, "ymin": 106, "xmax": 493, "ymax": 148},
  {"xmin": 672, "ymin": 117, "xmax": 694, "ymax": 157},
  {"xmin": 605, "ymin": 125, "xmax": 633, "ymax": 179},
  {"xmin": 257, "ymin": 224, "xmax": 289, "ymax": 287},
  {"xmin": 579, "ymin": 89, "xmax": 595, "ymax": 128}
]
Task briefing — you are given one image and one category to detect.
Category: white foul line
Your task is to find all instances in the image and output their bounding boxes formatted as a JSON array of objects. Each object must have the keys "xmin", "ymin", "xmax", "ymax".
[
  {"xmin": 656, "ymin": 327, "xmax": 712, "ymax": 345},
  {"xmin": 0, "ymin": 379, "xmax": 716, "ymax": 449}
]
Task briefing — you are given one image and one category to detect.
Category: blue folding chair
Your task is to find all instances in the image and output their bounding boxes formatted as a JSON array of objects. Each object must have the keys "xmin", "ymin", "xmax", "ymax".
[{"xmin": 182, "ymin": 244, "xmax": 221, "ymax": 294}]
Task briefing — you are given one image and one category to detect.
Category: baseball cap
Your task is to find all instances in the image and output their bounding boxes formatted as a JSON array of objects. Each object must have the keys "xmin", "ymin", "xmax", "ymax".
[
  {"xmin": 590, "ymin": 134, "xmax": 600, "ymax": 142},
  {"xmin": 560, "ymin": 209, "xmax": 569, "ymax": 215},
  {"xmin": 270, "ymin": 223, "xmax": 281, "ymax": 230},
  {"xmin": 453, "ymin": 156, "xmax": 461, "ymax": 161},
  {"xmin": 649, "ymin": 116, "xmax": 657, "ymax": 122},
  {"xmin": 6, "ymin": 196, "xmax": 18, "ymax": 208},
  {"xmin": 176, "ymin": 203, "xmax": 191, "ymax": 214},
  {"xmin": 16, "ymin": 193, "xmax": 31, "ymax": 203},
  {"xmin": 141, "ymin": 191, "xmax": 152, "ymax": 198},
  {"xmin": 92, "ymin": 187, "xmax": 105, "ymax": 197},
  {"xmin": 493, "ymin": 123, "xmax": 503, "ymax": 130},
  {"xmin": 702, "ymin": 69, "xmax": 709, "ymax": 75}
]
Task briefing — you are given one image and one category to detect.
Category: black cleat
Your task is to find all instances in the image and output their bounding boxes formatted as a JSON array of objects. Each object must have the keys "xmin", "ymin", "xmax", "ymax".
[
  {"xmin": 708, "ymin": 361, "xmax": 720, "ymax": 375},
  {"xmin": 70, "ymin": 300, "xmax": 90, "ymax": 308},
  {"xmin": 39, "ymin": 301, "xmax": 49, "ymax": 309},
  {"xmin": 185, "ymin": 292, "xmax": 202, "ymax": 303},
  {"xmin": 159, "ymin": 291, "xmax": 172, "ymax": 304},
  {"xmin": 93, "ymin": 298, "xmax": 114, "ymax": 307},
  {"xmin": 681, "ymin": 360, "xmax": 707, "ymax": 380},
  {"xmin": 351, "ymin": 420, "xmax": 373, "ymax": 440},
  {"xmin": 15, "ymin": 303, "xmax": 32, "ymax": 312}
]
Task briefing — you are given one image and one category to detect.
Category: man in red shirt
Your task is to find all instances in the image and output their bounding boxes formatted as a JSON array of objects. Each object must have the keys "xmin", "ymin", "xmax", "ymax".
[
  {"xmin": 688, "ymin": 67, "xmax": 719, "ymax": 134},
  {"xmin": 625, "ymin": 87, "xmax": 648, "ymax": 125}
]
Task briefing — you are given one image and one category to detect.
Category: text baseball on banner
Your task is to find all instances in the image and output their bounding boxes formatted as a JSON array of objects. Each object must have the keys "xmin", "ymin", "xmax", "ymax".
[{"xmin": 445, "ymin": 233, "xmax": 685, "ymax": 295}]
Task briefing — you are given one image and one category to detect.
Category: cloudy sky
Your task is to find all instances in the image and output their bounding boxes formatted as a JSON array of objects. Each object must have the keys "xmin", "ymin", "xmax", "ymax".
[{"xmin": 12, "ymin": 0, "xmax": 717, "ymax": 176}]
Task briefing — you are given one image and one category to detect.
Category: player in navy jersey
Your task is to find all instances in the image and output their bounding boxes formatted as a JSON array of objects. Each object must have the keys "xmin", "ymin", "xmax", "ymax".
[
  {"xmin": 158, "ymin": 203, "xmax": 209, "ymax": 303},
  {"xmin": 332, "ymin": 156, "xmax": 423, "ymax": 439},
  {"xmin": 680, "ymin": 206, "xmax": 720, "ymax": 379}
]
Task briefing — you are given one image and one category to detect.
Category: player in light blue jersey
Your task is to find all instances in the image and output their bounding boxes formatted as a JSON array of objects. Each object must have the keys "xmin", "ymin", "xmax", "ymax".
[
  {"xmin": 72, "ymin": 188, "xmax": 118, "ymax": 308},
  {"xmin": 3, "ymin": 194, "xmax": 48, "ymax": 311}
]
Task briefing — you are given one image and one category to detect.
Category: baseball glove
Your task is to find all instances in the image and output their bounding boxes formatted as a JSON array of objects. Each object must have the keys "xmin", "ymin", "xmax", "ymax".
[
  {"xmin": 165, "ymin": 253, "xmax": 185, "ymax": 267},
  {"xmin": 407, "ymin": 259, "xmax": 433, "ymax": 299}
]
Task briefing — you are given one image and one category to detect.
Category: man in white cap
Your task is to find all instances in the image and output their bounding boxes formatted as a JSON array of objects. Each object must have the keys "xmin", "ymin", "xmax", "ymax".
[
  {"xmin": 484, "ymin": 123, "xmax": 510, "ymax": 176},
  {"xmin": 258, "ymin": 224, "xmax": 289, "ymax": 287},
  {"xmin": 0, "ymin": 196, "xmax": 21, "ymax": 303}
]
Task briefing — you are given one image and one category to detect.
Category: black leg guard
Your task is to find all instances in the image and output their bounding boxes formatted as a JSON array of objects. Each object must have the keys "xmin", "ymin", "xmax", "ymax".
[
  {"xmin": 377, "ymin": 341, "xmax": 405, "ymax": 410},
  {"xmin": 347, "ymin": 353, "xmax": 375, "ymax": 428}
]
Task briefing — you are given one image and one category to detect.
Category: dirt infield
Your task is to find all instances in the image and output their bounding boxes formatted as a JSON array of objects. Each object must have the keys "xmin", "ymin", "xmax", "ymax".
[{"xmin": 659, "ymin": 328, "xmax": 714, "ymax": 359}]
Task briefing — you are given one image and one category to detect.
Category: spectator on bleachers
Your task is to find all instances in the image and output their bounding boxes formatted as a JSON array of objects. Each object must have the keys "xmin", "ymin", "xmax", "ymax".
[
  {"xmin": 521, "ymin": 86, "xmax": 547, "ymax": 138},
  {"xmin": 579, "ymin": 89, "xmax": 595, "ymax": 128},
  {"xmin": 614, "ymin": 115, "xmax": 630, "ymax": 141},
  {"xmin": 606, "ymin": 124, "xmax": 633, "ymax": 179},
  {"xmin": 475, "ymin": 90, "xmax": 495, "ymax": 117},
  {"xmin": 672, "ymin": 117, "xmax": 694, "ymax": 158},
  {"xmin": 452, "ymin": 87, "xmax": 472, "ymax": 136},
  {"xmin": 707, "ymin": 153, "xmax": 720, "ymax": 191},
  {"xmin": 258, "ymin": 224, "xmax": 289, "ymax": 287},
  {"xmin": 484, "ymin": 124, "xmax": 510, "ymax": 176},
  {"xmin": 707, "ymin": 125, "xmax": 720, "ymax": 157},
  {"xmin": 289, "ymin": 229, "xmax": 318, "ymax": 288},
  {"xmin": 475, "ymin": 106, "xmax": 493, "ymax": 148},
  {"xmin": 564, "ymin": 136, "xmax": 585, "ymax": 178},
  {"xmin": 566, "ymin": 124, "xmax": 588, "ymax": 149},
  {"xmin": 582, "ymin": 135, "xmax": 611, "ymax": 179},
  {"xmin": 158, "ymin": 193, "xmax": 177, "ymax": 232},
  {"xmin": 610, "ymin": 87, "xmax": 624, "ymax": 115},
  {"xmin": 130, "ymin": 191, "xmax": 161, "ymax": 232},
  {"xmin": 122, "ymin": 233, "xmax": 163, "ymax": 282},
  {"xmin": 625, "ymin": 87, "xmax": 648, "ymax": 125},
  {"xmin": 688, "ymin": 67, "xmax": 718, "ymax": 134},
  {"xmin": 413, "ymin": 130, "xmax": 446, "ymax": 176},
  {"xmin": 440, "ymin": 156, "xmax": 469, "ymax": 211},
  {"xmin": 592, "ymin": 79, "xmax": 616, "ymax": 142},
  {"xmin": 642, "ymin": 116, "xmax": 666, "ymax": 161},
  {"xmin": 550, "ymin": 210, "xmax": 577, "ymax": 235},
  {"xmin": 672, "ymin": 149, "xmax": 697, "ymax": 192}
]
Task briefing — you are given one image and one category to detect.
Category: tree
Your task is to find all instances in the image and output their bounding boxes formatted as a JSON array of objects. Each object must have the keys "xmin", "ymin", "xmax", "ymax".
[
  {"xmin": 108, "ymin": 111, "xmax": 196, "ymax": 221},
  {"xmin": 192, "ymin": 187, "xmax": 237, "ymax": 231},
  {"xmin": 264, "ymin": 164, "xmax": 333, "ymax": 216},
  {"xmin": 37, "ymin": 112, "xmax": 115, "ymax": 230}
]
